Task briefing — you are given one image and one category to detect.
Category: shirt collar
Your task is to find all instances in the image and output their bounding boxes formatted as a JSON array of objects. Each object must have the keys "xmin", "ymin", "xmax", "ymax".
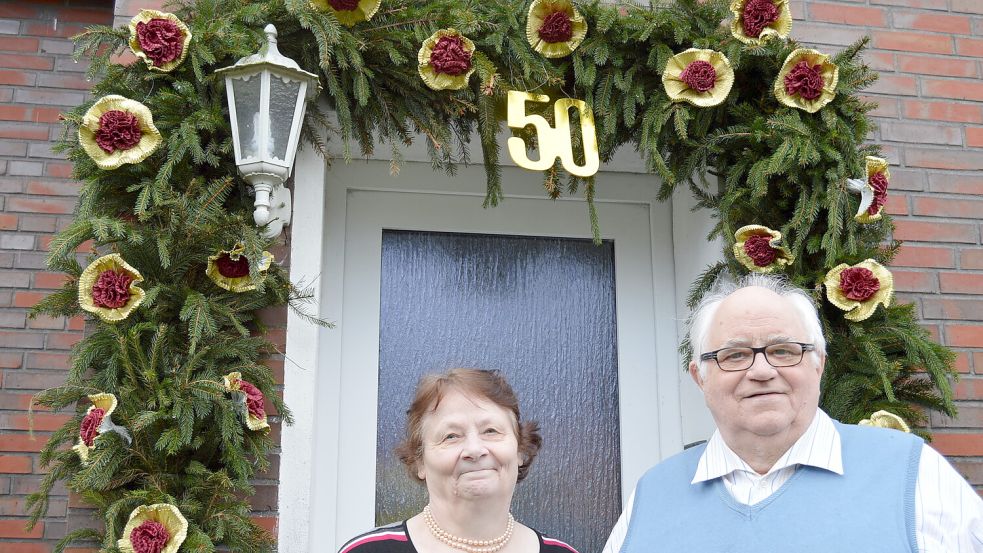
[{"xmin": 692, "ymin": 409, "xmax": 843, "ymax": 484}]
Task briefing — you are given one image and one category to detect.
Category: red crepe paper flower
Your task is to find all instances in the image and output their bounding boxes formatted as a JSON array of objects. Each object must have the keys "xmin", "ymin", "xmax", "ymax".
[
  {"xmin": 91, "ymin": 269, "xmax": 135, "ymax": 309},
  {"xmin": 430, "ymin": 35, "xmax": 473, "ymax": 76},
  {"xmin": 95, "ymin": 110, "xmax": 142, "ymax": 154},
  {"xmin": 838, "ymin": 267, "xmax": 880, "ymax": 301},
  {"xmin": 784, "ymin": 60, "xmax": 824, "ymax": 101},
  {"xmin": 135, "ymin": 18, "xmax": 184, "ymax": 67},
  {"xmin": 539, "ymin": 11, "xmax": 574, "ymax": 43},
  {"xmin": 79, "ymin": 408, "xmax": 105, "ymax": 447},
  {"xmin": 679, "ymin": 61, "xmax": 717, "ymax": 93},
  {"xmin": 742, "ymin": 0, "xmax": 780, "ymax": 38},
  {"xmin": 130, "ymin": 520, "xmax": 170, "ymax": 553}
]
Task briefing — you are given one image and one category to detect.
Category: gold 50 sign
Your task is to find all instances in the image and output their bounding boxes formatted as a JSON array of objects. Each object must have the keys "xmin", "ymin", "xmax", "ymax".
[{"xmin": 506, "ymin": 90, "xmax": 600, "ymax": 178}]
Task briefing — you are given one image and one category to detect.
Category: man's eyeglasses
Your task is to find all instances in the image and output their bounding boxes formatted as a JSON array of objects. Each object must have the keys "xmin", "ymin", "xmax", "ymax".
[{"xmin": 700, "ymin": 342, "xmax": 816, "ymax": 372}]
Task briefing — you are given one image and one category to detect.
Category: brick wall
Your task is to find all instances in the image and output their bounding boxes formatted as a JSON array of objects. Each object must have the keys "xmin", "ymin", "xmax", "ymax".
[{"xmin": 0, "ymin": 0, "xmax": 980, "ymax": 550}]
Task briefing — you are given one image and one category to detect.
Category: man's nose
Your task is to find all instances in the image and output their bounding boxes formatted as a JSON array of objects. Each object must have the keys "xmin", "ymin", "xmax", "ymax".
[{"xmin": 746, "ymin": 351, "xmax": 777, "ymax": 378}]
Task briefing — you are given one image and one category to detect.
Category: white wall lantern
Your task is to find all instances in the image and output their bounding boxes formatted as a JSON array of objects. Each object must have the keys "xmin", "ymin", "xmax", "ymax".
[{"xmin": 216, "ymin": 24, "xmax": 320, "ymax": 238}]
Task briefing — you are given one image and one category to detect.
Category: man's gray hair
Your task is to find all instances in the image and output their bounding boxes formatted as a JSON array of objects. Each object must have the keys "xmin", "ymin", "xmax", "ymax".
[{"xmin": 688, "ymin": 273, "xmax": 827, "ymax": 379}]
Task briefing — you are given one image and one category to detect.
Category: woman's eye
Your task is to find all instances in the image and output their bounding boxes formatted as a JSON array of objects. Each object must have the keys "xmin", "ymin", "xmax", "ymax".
[
  {"xmin": 442, "ymin": 433, "xmax": 459, "ymax": 441},
  {"xmin": 483, "ymin": 428, "xmax": 500, "ymax": 434}
]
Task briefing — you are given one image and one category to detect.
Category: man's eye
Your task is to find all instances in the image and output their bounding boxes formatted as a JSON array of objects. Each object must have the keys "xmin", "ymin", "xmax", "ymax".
[
  {"xmin": 442, "ymin": 433, "xmax": 460, "ymax": 441},
  {"xmin": 483, "ymin": 428, "xmax": 500, "ymax": 435},
  {"xmin": 720, "ymin": 350, "xmax": 748, "ymax": 361}
]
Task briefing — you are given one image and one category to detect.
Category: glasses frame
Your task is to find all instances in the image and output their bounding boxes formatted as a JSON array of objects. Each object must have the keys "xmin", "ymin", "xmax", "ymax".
[{"xmin": 700, "ymin": 342, "xmax": 816, "ymax": 372}]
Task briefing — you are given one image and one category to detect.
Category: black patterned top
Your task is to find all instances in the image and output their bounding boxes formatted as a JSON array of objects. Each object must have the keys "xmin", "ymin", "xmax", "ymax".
[{"xmin": 339, "ymin": 521, "xmax": 579, "ymax": 553}]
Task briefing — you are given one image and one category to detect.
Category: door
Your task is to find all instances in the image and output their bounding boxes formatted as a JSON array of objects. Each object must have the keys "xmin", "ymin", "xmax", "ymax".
[{"xmin": 322, "ymin": 158, "xmax": 681, "ymax": 553}]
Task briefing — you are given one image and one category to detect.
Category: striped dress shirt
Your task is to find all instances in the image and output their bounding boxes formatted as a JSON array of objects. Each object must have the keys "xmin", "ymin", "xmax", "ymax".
[{"xmin": 602, "ymin": 410, "xmax": 983, "ymax": 553}]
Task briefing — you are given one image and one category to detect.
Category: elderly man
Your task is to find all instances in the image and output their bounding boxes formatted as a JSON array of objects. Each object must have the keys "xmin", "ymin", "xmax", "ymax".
[{"xmin": 604, "ymin": 274, "xmax": 982, "ymax": 553}]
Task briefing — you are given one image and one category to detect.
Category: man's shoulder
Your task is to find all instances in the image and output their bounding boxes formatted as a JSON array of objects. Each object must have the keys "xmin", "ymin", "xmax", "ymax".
[
  {"xmin": 638, "ymin": 443, "xmax": 705, "ymax": 484},
  {"xmin": 835, "ymin": 420, "xmax": 924, "ymax": 446}
]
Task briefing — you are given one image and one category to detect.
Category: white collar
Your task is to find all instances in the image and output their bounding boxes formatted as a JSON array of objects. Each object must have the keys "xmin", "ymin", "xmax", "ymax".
[{"xmin": 692, "ymin": 409, "xmax": 843, "ymax": 484}]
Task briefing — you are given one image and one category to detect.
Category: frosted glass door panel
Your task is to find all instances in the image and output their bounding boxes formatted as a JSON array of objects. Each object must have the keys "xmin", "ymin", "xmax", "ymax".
[{"xmin": 376, "ymin": 231, "xmax": 621, "ymax": 553}]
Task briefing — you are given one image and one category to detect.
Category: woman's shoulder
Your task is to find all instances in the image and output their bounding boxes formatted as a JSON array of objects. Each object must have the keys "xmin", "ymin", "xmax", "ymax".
[
  {"xmin": 338, "ymin": 521, "xmax": 414, "ymax": 553},
  {"xmin": 535, "ymin": 531, "xmax": 580, "ymax": 553}
]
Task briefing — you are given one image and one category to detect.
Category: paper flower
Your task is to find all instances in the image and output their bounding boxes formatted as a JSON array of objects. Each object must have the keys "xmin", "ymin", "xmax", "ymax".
[
  {"xmin": 79, "ymin": 254, "xmax": 145, "ymax": 322},
  {"xmin": 774, "ymin": 49, "xmax": 839, "ymax": 113},
  {"xmin": 856, "ymin": 156, "xmax": 890, "ymax": 223},
  {"xmin": 310, "ymin": 0, "xmax": 381, "ymax": 26},
  {"xmin": 418, "ymin": 29, "xmax": 476, "ymax": 91},
  {"xmin": 824, "ymin": 259, "xmax": 893, "ymax": 322},
  {"xmin": 128, "ymin": 10, "xmax": 191, "ymax": 72},
  {"xmin": 526, "ymin": 0, "xmax": 588, "ymax": 59},
  {"xmin": 79, "ymin": 95, "xmax": 162, "ymax": 170},
  {"xmin": 730, "ymin": 0, "xmax": 792, "ymax": 45},
  {"xmin": 859, "ymin": 410, "xmax": 911, "ymax": 433},
  {"xmin": 118, "ymin": 503, "xmax": 188, "ymax": 553},
  {"xmin": 206, "ymin": 244, "xmax": 273, "ymax": 293},
  {"xmin": 733, "ymin": 225, "xmax": 793, "ymax": 273},
  {"xmin": 224, "ymin": 372, "xmax": 270, "ymax": 431},
  {"xmin": 662, "ymin": 49, "xmax": 735, "ymax": 107},
  {"xmin": 72, "ymin": 393, "xmax": 118, "ymax": 462}
]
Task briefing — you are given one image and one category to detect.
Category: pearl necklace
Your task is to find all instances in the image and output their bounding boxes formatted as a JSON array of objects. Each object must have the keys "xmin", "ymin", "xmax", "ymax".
[{"xmin": 423, "ymin": 504, "xmax": 514, "ymax": 553}]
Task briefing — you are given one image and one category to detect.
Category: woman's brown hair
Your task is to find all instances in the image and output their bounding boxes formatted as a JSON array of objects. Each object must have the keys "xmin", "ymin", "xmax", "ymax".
[{"xmin": 395, "ymin": 368, "xmax": 542, "ymax": 482}]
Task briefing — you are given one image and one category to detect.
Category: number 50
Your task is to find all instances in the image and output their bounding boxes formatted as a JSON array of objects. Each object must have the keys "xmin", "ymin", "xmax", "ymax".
[{"xmin": 506, "ymin": 90, "xmax": 600, "ymax": 178}]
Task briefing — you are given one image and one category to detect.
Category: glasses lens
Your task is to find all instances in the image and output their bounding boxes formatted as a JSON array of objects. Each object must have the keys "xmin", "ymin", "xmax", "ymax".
[
  {"xmin": 765, "ymin": 342, "xmax": 804, "ymax": 367},
  {"xmin": 716, "ymin": 348, "xmax": 753, "ymax": 371}
]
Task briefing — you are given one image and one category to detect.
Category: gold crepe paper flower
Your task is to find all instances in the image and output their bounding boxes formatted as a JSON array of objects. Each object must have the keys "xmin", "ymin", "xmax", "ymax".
[
  {"xmin": 79, "ymin": 253, "xmax": 145, "ymax": 323},
  {"xmin": 117, "ymin": 503, "xmax": 188, "ymax": 553},
  {"xmin": 662, "ymin": 48, "xmax": 735, "ymax": 108},
  {"xmin": 206, "ymin": 244, "xmax": 273, "ymax": 293},
  {"xmin": 72, "ymin": 393, "xmax": 118, "ymax": 463},
  {"xmin": 223, "ymin": 372, "xmax": 270, "ymax": 431},
  {"xmin": 774, "ymin": 49, "xmax": 839, "ymax": 113},
  {"xmin": 526, "ymin": 0, "xmax": 588, "ymax": 59},
  {"xmin": 79, "ymin": 95, "xmax": 162, "ymax": 170},
  {"xmin": 824, "ymin": 258, "xmax": 893, "ymax": 322},
  {"xmin": 310, "ymin": 0, "xmax": 381, "ymax": 26},
  {"xmin": 418, "ymin": 29, "xmax": 477, "ymax": 91},
  {"xmin": 127, "ymin": 10, "xmax": 192, "ymax": 73},
  {"xmin": 859, "ymin": 410, "xmax": 911, "ymax": 433},
  {"xmin": 732, "ymin": 225, "xmax": 793, "ymax": 273},
  {"xmin": 855, "ymin": 156, "xmax": 891, "ymax": 224},
  {"xmin": 729, "ymin": 0, "xmax": 792, "ymax": 46}
]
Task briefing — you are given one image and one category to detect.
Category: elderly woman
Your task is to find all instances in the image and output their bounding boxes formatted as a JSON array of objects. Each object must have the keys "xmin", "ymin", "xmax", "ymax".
[{"xmin": 339, "ymin": 368, "xmax": 578, "ymax": 553}]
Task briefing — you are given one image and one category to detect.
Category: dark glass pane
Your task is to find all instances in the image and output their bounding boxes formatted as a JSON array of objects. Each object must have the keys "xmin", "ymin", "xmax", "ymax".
[{"xmin": 376, "ymin": 230, "xmax": 621, "ymax": 553}]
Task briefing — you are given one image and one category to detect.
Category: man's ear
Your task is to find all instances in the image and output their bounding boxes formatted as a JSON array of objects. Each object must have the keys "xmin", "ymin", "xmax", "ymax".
[
  {"xmin": 815, "ymin": 352, "xmax": 826, "ymax": 379},
  {"xmin": 689, "ymin": 361, "xmax": 705, "ymax": 390}
]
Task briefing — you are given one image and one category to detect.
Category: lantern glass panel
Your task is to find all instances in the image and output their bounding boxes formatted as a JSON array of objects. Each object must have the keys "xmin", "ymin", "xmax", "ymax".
[
  {"xmin": 269, "ymin": 75, "xmax": 302, "ymax": 162},
  {"xmin": 231, "ymin": 75, "xmax": 262, "ymax": 159}
]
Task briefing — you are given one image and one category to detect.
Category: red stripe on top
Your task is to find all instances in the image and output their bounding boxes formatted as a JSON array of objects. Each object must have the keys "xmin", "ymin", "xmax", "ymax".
[
  {"xmin": 543, "ymin": 537, "xmax": 578, "ymax": 553},
  {"xmin": 340, "ymin": 531, "xmax": 408, "ymax": 553}
]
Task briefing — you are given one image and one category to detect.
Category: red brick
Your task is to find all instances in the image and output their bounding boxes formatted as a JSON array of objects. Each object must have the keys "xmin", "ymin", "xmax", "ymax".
[
  {"xmin": 922, "ymin": 298, "xmax": 983, "ymax": 320},
  {"xmin": 872, "ymin": 0, "xmax": 947, "ymax": 8},
  {"xmin": 12, "ymin": 291, "xmax": 50, "ymax": 308},
  {"xmin": 897, "ymin": 55, "xmax": 978, "ymax": 78},
  {"xmin": 809, "ymin": 3, "xmax": 886, "ymax": 26},
  {"xmin": 0, "ymin": 105, "xmax": 31, "ymax": 121},
  {"xmin": 891, "ymin": 270, "xmax": 937, "ymax": 292},
  {"xmin": 251, "ymin": 515, "xmax": 278, "ymax": 536},
  {"xmin": 0, "ymin": 519, "xmax": 44, "ymax": 539},
  {"xmin": 957, "ymin": 37, "xmax": 983, "ymax": 57},
  {"xmin": 873, "ymin": 30, "xmax": 953, "ymax": 54},
  {"xmin": 25, "ymin": 352, "xmax": 70, "ymax": 370},
  {"xmin": 892, "ymin": 12, "xmax": 972, "ymax": 34},
  {"xmin": 22, "ymin": 21, "xmax": 88, "ymax": 39},
  {"xmin": 923, "ymin": 78, "xmax": 983, "ymax": 102},
  {"xmin": 930, "ymin": 433, "xmax": 983, "ymax": 456},
  {"xmin": 893, "ymin": 220, "xmax": 978, "ymax": 243},
  {"xmin": 951, "ymin": 0, "xmax": 983, "ymax": 14},
  {"xmin": 7, "ymin": 197, "xmax": 76, "ymax": 215},
  {"xmin": 929, "ymin": 173, "xmax": 983, "ymax": 195},
  {"xmin": 4, "ymin": 413, "xmax": 71, "ymax": 432},
  {"xmin": 913, "ymin": 197, "xmax": 983, "ymax": 218},
  {"xmin": 940, "ymin": 273, "xmax": 983, "ymax": 294},
  {"xmin": 0, "ymin": 455, "xmax": 32, "ymax": 474},
  {"xmin": 58, "ymin": 8, "xmax": 114, "ymax": 25},
  {"xmin": 66, "ymin": 316, "xmax": 84, "ymax": 331},
  {"xmin": 0, "ymin": 352, "xmax": 22, "ymax": 368},
  {"xmin": 905, "ymin": 147, "xmax": 983, "ymax": 170},
  {"xmin": 37, "ymin": 73, "xmax": 90, "ymax": 90},
  {"xmin": 954, "ymin": 378, "xmax": 983, "ymax": 400},
  {"xmin": 0, "ymin": 123, "xmax": 48, "ymax": 141},
  {"xmin": 0, "ymin": 214, "xmax": 17, "ymax": 230},
  {"xmin": 0, "ymin": 37, "xmax": 39, "ymax": 52},
  {"xmin": 962, "ymin": 249, "xmax": 983, "ymax": 270},
  {"xmin": 892, "ymin": 245, "xmax": 954, "ymax": 268},
  {"xmin": 867, "ymin": 74, "xmax": 918, "ymax": 96},
  {"xmin": 0, "ymin": 70, "xmax": 35, "ymax": 86},
  {"xmin": 0, "ymin": 542, "xmax": 53, "ymax": 553},
  {"xmin": 883, "ymin": 193, "xmax": 907, "ymax": 215},
  {"xmin": 954, "ymin": 352, "xmax": 972, "ymax": 374},
  {"xmin": 0, "ymin": 434, "xmax": 46, "ymax": 453},
  {"xmin": 967, "ymin": 127, "xmax": 983, "ymax": 148},
  {"xmin": 45, "ymin": 332, "xmax": 81, "ymax": 350},
  {"xmin": 0, "ymin": 4, "xmax": 41, "ymax": 18},
  {"xmin": 0, "ymin": 53, "xmax": 53, "ymax": 71},
  {"xmin": 26, "ymin": 180, "xmax": 80, "ymax": 196},
  {"xmin": 33, "ymin": 272, "xmax": 67, "ymax": 289},
  {"xmin": 948, "ymin": 325, "xmax": 983, "ymax": 347},
  {"xmin": 880, "ymin": 121, "xmax": 961, "ymax": 145},
  {"xmin": 43, "ymin": 161, "xmax": 73, "ymax": 178},
  {"xmin": 32, "ymin": 106, "xmax": 63, "ymax": 124}
]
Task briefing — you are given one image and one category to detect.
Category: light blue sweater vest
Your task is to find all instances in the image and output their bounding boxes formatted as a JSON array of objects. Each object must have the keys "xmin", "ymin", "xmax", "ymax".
[{"xmin": 620, "ymin": 422, "xmax": 922, "ymax": 553}]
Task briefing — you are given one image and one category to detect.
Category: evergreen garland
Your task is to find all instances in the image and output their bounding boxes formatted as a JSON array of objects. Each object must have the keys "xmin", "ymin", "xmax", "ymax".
[{"xmin": 27, "ymin": 0, "xmax": 955, "ymax": 551}]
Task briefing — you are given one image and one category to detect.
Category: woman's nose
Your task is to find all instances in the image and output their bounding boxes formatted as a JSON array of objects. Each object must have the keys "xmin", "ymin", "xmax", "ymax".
[{"xmin": 460, "ymin": 432, "xmax": 488, "ymax": 459}]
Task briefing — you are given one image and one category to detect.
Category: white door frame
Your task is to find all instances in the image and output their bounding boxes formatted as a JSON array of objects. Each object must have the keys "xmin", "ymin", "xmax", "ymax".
[{"xmin": 279, "ymin": 135, "xmax": 720, "ymax": 552}]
